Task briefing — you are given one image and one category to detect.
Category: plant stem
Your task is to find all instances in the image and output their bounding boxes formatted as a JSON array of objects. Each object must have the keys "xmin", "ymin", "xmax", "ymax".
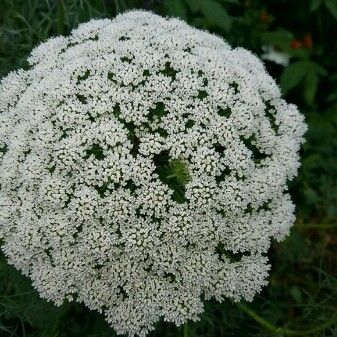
[
  {"xmin": 57, "ymin": 0, "xmax": 65, "ymax": 35},
  {"xmin": 236, "ymin": 302, "xmax": 337, "ymax": 336},
  {"xmin": 183, "ymin": 322, "xmax": 189, "ymax": 337},
  {"xmin": 114, "ymin": 0, "xmax": 120, "ymax": 13},
  {"xmin": 46, "ymin": 303, "xmax": 69, "ymax": 337}
]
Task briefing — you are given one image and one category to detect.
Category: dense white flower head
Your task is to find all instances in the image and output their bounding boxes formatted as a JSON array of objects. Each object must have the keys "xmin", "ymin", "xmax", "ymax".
[{"xmin": 0, "ymin": 10, "xmax": 306, "ymax": 336}]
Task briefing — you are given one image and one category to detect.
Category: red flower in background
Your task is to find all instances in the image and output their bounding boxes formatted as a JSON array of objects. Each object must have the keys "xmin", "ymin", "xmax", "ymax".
[
  {"xmin": 259, "ymin": 10, "xmax": 270, "ymax": 24},
  {"xmin": 290, "ymin": 39, "xmax": 302, "ymax": 49},
  {"xmin": 302, "ymin": 34, "xmax": 313, "ymax": 49},
  {"xmin": 290, "ymin": 34, "xmax": 313, "ymax": 49}
]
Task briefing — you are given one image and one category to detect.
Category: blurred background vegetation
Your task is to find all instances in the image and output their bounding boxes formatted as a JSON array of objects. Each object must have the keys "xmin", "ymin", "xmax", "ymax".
[{"xmin": 0, "ymin": 0, "xmax": 336, "ymax": 336}]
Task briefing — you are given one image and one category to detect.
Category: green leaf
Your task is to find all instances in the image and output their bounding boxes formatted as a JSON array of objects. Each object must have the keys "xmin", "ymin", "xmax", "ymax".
[
  {"xmin": 281, "ymin": 61, "xmax": 325, "ymax": 103},
  {"xmin": 304, "ymin": 70, "xmax": 319, "ymax": 105},
  {"xmin": 303, "ymin": 183, "xmax": 320, "ymax": 204},
  {"xmin": 290, "ymin": 286, "xmax": 302, "ymax": 304},
  {"xmin": 311, "ymin": 61, "xmax": 328, "ymax": 76},
  {"xmin": 261, "ymin": 30, "xmax": 293, "ymax": 49},
  {"xmin": 304, "ymin": 61, "xmax": 326, "ymax": 104},
  {"xmin": 164, "ymin": 0, "xmax": 187, "ymax": 19},
  {"xmin": 280, "ymin": 61, "xmax": 308, "ymax": 94},
  {"xmin": 326, "ymin": 92, "xmax": 337, "ymax": 102},
  {"xmin": 219, "ymin": 0, "xmax": 240, "ymax": 4},
  {"xmin": 310, "ymin": 0, "xmax": 323, "ymax": 11},
  {"xmin": 288, "ymin": 48, "xmax": 311, "ymax": 60},
  {"xmin": 186, "ymin": 0, "xmax": 232, "ymax": 31},
  {"xmin": 325, "ymin": 0, "xmax": 337, "ymax": 20}
]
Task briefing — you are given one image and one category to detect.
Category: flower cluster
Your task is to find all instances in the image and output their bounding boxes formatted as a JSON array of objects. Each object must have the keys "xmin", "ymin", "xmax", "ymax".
[{"xmin": 0, "ymin": 10, "xmax": 306, "ymax": 336}]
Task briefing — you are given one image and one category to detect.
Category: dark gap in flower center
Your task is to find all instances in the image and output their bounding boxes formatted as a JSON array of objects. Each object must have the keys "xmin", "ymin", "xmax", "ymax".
[
  {"xmin": 197, "ymin": 90, "xmax": 208, "ymax": 100},
  {"xmin": 93, "ymin": 263, "xmax": 104, "ymax": 271},
  {"xmin": 72, "ymin": 223, "xmax": 84, "ymax": 241},
  {"xmin": 76, "ymin": 69, "xmax": 90, "ymax": 83},
  {"xmin": 215, "ymin": 243, "xmax": 246, "ymax": 263},
  {"xmin": 0, "ymin": 143, "xmax": 8, "ymax": 154},
  {"xmin": 86, "ymin": 113, "xmax": 95, "ymax": 122},
  {"xmin": 94, "ymin": 178, "xmax": 138, "ymax": 198},
  {"xmin": 112, "ymin": 103, "xmax": 121, "ymax": 118},
  {"xmin": 213, "ymin": 143, "xmax": 226, "ymax": 154},
  {"xmin": 76, "ymin": 94, "xmax": 87, "ymax": 104},
  {"xmin": 117, "ymin": 285, "xmax": 128, "ymax": 299},
  {"xmin": 244, "ymin": 199, "xmax": 271, "ymax": 214},
  {"xmin": 115, "ymin": 118, "xmax": 139, "ymax": 158},
  {"xmin": 264, "ymin": 100, "xmax": 279, "ymax": 133},
  {"xmin": 148, "ymin": 102, "xmax": 167, "ymax": 123},
  {"xmin": 121, "ymin": 56, "xmax": 132, "ymax": 63},
  {"xmin": 94, "ymin": 181, "xmax": 110, "ymax": 197},
  {"xmin": 47, "ymin": 165, "xmax": 56, "ymax": 174},
  {"xmin": 240, "ymin": 135, "xmax": 270, "ymax": 164},
  {"xmin": 185, "ymin": 119, "xmax": 195, "ymax": 129},
  {"xmin": 119, "ymin": 36, "xmax": 130, "ymax": 41},
  {"xmin": 218, "ymin": 106, "xmax": 232, "ymax": 118},
  {"xmin": 156, "ymin": 128, "xmax": 169, "ymax": 138},
  {"xmin": 44, "ymin": 247, "xmax": 55, "ymax": 266},
  {"xmin": 143, "ymin": 262, "xmax": 153, "ymax": 273},
  {"xmin": 64, "ymin": 190, "xmax": 73, "ymax": 208},
  {"xmin": 59, "ymin": 129, "xmax": 70, "ymax": 140},
  {"xmin": 215, "ymin": 167, "xmax": 231, "ymax": 184},
  {"xmin": 89, "ymin": 35, "xmax": 99, "ymax": 41},
  {"xmin": 85, "ymin": 143, "xmax": 105, "ymax": 161},
  {"xmin": 124, "ymin": 179, "xmax": 138, "ymax": 194},
  {"xmin": 23, "ymin": 149, "xmax": 31, "ymax": 156},
  {"xmin": 229, "ymin": 82, "xmax": 239, "ymax": 94},
  {"xmin": 197, "ymin": 71, "xmax": 208, "ymax": 86},
  {"xmin": 107, "ymin": 71, "xmax": 118, "ymax": 84},
  {"xmin": 163, "ymin": 272, "xmax": 176, "ymax": 283},
  {"xmin": 160, "ymin": 62, "xmax": 178, "ymax": 80}
]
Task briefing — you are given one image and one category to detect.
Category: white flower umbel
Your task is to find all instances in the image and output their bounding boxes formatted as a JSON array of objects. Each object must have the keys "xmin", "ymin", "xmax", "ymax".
[{"xmin": 0, "ymin": 10, "xmax": 306, "ymax": 337}]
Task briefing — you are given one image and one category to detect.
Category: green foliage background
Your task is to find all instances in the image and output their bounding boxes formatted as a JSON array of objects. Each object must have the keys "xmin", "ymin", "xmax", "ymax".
[{"xmin": 0, "ymin": 0, "xmax": 336, "ymax": 336}]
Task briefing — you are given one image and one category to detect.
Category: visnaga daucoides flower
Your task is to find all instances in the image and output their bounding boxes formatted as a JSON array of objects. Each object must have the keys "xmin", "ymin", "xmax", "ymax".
[{"xmin": 0, "ymin": 10, "xmax": 306, "ymax": 337}]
